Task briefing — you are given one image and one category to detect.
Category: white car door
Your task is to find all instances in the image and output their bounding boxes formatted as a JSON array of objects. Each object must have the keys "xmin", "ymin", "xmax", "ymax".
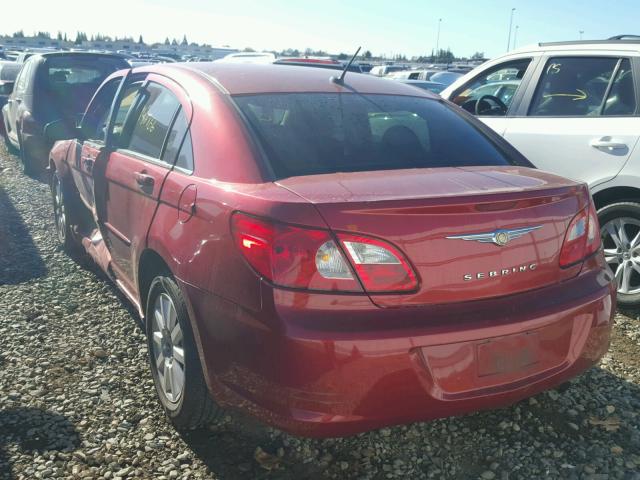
[
  {"xmin": 443, "ymin": 55, "xmax": 540, "ymax": 136},
  {"xmin": 503, "ymin": 55, "xmax": 640, "ymax": 186}
]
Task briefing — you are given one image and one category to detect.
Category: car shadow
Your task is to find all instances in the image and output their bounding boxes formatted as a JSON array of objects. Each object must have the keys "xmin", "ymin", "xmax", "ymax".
[
  {"xmin": 0, "ymin": 186, "xmax": 47, "ymax": 285},
  {"xmin": 178, "ymin": 364, "xmax": 640, "ymax": 479},
  {"xmin": 0, "ymin": 407, "xmax": 80, "ymax": 479}
]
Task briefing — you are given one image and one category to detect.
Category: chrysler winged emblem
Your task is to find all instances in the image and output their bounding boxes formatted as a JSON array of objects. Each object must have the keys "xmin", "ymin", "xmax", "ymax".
[{"xmin": 446, "ymin": 226, "xmax": 542, "ymax": 246}]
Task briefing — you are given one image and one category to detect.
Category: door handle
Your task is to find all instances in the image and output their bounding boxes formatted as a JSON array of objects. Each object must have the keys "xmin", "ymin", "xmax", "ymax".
[
  {"xmin": 134, "ymin": 172, "xmax": 155, "ymax": 189},
  {"xmin": 590, "ymin": 139, "xmax": 628, "ymax": 150}
]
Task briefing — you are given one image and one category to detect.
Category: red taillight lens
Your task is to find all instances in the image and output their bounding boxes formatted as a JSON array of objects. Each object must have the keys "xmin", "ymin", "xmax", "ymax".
[
  {"xmin": 231, "ymin": 213, "xmax": 418, "ymax": 293},
  {"xmin": 231, "ymin": 213, "xmax": 362, "ymax": 292},
  {"xmin": 559, "ymin": 201, "xmax": 601, "ymax": 268},
  {"xmin": 337, "ymin": 233, "xmax": 418, "ymax": 293}
]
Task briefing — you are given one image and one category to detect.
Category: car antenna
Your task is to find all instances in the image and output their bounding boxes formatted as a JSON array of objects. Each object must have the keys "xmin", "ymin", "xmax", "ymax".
[{"xmin": 332, "ymin": 46, "xmax": 361, "ymax": 85}]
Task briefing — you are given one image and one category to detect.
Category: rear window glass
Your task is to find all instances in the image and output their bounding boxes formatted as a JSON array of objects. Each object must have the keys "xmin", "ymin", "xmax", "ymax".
[
  {"xmin": 44, "ymin": 56, "xmax": 125, "ymax": 87},
  {"xmin": 234, "ymin": 93, "xmax": 513, "ymax": 179}
]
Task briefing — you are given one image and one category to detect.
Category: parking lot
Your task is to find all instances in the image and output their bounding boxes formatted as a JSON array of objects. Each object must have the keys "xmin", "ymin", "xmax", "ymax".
[{"xmin": 0, "ymin": 141, "xmax": 638, "ymax": 479}]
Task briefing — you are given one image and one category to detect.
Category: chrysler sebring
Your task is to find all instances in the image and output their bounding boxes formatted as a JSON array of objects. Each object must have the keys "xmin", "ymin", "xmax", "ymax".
[{"xmin": 46, "ymin": 62, "xmax": 616, "ymax": 437}]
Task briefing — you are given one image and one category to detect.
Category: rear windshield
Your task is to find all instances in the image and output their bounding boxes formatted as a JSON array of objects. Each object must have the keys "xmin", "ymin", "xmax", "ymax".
[
  {"xmin": 234, "ymin": 93, "xmax": 514, "ymax": 179},
  {"xmin": 43, "ymin": 56, "xmax": 125, "ymax": 87},
  {"xmin": 37, "ymin": 56, "xmax": 126, "ymax": 120}
]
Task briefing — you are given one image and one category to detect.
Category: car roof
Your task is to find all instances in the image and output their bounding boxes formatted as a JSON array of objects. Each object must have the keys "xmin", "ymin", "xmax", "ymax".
[
  {"xmin": 35, "ymin": 51, "xmax": 129, "ymax": 62},
  {"xmin": 155, "ymin": 62, "xmax": 438, "ymax": 97}
]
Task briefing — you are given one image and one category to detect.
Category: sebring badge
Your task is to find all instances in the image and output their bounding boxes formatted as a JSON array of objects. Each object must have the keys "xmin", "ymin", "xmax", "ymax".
[{"xmin": 446, "ymin": 225, "xmax": 542, "ymax": 247}]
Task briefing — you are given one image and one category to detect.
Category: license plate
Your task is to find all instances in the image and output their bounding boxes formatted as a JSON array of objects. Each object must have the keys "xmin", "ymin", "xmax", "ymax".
[{"xmin": 477, "ymin": 332, "xmax": 540, "ymax": 377}]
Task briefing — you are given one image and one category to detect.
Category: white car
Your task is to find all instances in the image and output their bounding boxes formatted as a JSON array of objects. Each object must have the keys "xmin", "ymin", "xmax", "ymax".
[{"xmin": 442, "ymin": 36, "xmax": 640, "ymax": 306}]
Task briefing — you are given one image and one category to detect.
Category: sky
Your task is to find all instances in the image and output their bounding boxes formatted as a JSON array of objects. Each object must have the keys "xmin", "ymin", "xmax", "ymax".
[{"xmin": 4, "ymin": 0, "xmax": 640, "ymax": 58}]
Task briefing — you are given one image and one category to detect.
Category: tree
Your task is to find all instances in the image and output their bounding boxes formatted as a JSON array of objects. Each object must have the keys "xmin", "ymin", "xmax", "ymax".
[
  {"xmin": 138, "ymin": 35, "xmax": 144, "ymax": 44},
  {"xmin": 181, "ymin": 35, "xmax": 188, "ymax": 46},
  {"xmin": 363, "ymin": 50, "xmax": 372, "ymax": 60},
  {"xmin": 471, "ymin": 51, "xmax": 484, "ymax": 60},
  {"xmin": 63, "ymin": 33, "xmax": 68, "ymax": 42},
  {"xmin": 337, "ymin": 53, "xmax": 348, "ymax": 60},
  {"xmin": 12, "ymin": 30, "xmax": 25, "ymax": 38},
  {"xmin": 74, "ymin": 32, "xmax": 87, "ymax": 45},
  {"xmin": 243, "ymin": 47, "xmax": 256, "ymax": 52},
  {"xmin": 56, "ymin": 31, "xmax": 63, "ymax": 41},
  {"xmin": 35, "ymin": 31, "xmax": 51, "ymax": 39},
  {"xmin": 171, "ymin": 38, "xmax": 178, "ymax": 46},
  {"xmin": 164, "ymin": 37, "xmax": 170, "ymax": 45}
]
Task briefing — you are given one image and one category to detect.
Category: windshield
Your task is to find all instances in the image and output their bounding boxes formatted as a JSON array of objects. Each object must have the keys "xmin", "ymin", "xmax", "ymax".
[{"xmin": 234, "ymin": 93, "xmax": 515, "ymax": 179}]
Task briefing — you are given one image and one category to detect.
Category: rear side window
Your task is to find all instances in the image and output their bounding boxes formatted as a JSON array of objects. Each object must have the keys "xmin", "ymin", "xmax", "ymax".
[
  {"xmin": 234, "ymin": 93, "xmax": 514, "ymax": 179},
  {"xmin": 123, "ymin": 83, "xmax": 180, "ymax": 159},
  {"xmin": 529, "ymin": 57, "xmax": 636, "ymax": 116},
  {"xmin": 161, "ymin": 108, "xmax": 194, "ymax": 171}
]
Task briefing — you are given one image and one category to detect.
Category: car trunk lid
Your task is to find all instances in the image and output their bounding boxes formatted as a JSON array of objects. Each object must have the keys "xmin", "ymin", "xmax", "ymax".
[{"xmin": 277, "ymin": 166, "xmax": 588, "ymax": 307}]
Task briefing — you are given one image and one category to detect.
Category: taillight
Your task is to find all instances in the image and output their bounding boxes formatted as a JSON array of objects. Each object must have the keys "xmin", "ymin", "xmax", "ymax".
[
  {"xmin": 559, "ymin": 201, "xmax": 601, "ymax": 268},
  {"xmin": 337, "ymin": 233, "xmax": 418, "ymax": 292},
  {"xmin": 231, "ymin": 213, "xmax": 362, "ymax": 292},
  {"xmin": 231, "ymin": 213, "xmax": 418, "ymax": 293}
]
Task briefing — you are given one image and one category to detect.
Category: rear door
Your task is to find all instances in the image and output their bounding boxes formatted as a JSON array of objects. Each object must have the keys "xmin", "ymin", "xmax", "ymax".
[
  {"xmin": 97, "ymin": 75, "xmax": 191, "ymax": 294},
  {"xmin": 504, "ymin": 55, "xmax": 640, "ymax": 186}
]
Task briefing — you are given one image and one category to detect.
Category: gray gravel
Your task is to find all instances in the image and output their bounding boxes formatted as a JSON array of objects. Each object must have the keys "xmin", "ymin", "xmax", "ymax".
[{"xmin": 1, "ymin": 141, "xmax": 639, "ymax": 480}]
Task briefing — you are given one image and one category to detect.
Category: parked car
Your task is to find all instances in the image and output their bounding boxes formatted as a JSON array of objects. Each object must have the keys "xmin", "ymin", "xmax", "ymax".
[
  {"xmin": 1, "ymin": 52, "xmax": 129, "ymax": 175},
  {"xmin": 396, "ymin": 78, "xmax": 446, "ymax": 94},
  {"xmin": 215, "ymin": 51, "xmax": 276, "ymax": 64},
  {"xmin": 273, "ymin": 57, "xmax": 362, "ymax": 73},
  {"xmin": 47, "ymin": 62, "xmax": 614, "ymax": 438},
  {"xmin": 369, "ymin": 64, "xmax": 408, "ymax": 76},
  {"xmin": 0, "ymin": 61, "xmax": 20, "ymax": 136},
  {"xmin": 429, "ymin": 71, "xmax": 463, "ymax": 86},
  {"xmin": 441, "ymin": 36, "xmax": 640, "ymax": 306}
]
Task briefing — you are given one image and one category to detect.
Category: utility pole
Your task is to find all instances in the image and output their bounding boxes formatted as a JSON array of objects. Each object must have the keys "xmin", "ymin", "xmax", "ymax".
[
  {"xmin": 435, "ymin": 18, "xmax": 442, "ymax": 60},
  {"xmin": 507, "ymin": 8, "xmax": 516, "ymax": 51},
  {"xmin": 513, "ymin": 25, "xmax": 519, "ymax": 49},
  {"xmin": 579, "ymin": 30, "xmax": 584, "ymax": 40}
]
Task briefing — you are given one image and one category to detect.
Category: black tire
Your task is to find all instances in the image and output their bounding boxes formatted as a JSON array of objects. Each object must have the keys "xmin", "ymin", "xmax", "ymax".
[
  {"xmin": 50, "ymin": 169, "xmax": 82, "ymax": 253},
  {"xmin": 598, "ymin": 201, "xmax": 640, "ymax": 307},
  {"xmin": 17, "ymin": 130, "xmax": 36, "ymax": 177},
  {"xmin": 146, "ymin": 274, "xmax": 221, "ymax": 429}
]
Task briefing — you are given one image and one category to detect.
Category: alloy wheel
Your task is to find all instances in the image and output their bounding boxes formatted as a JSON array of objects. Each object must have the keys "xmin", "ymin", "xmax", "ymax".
[
  {"xmin": 601, "ymin": 217, "xmax": 640, "ymax": 295},
  {"xmin": 52, "ymin": 175, "xmax": 67, "ymax": 244},
  {"xmin": 151, "ymin": 292, "xmax": 186, "ymax": 406}
]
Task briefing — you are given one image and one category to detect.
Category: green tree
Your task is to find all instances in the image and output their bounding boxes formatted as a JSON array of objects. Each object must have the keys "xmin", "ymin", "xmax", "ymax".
[
  {"xmin": 243, "ymin": 47, "xmax": 256, "ymax": 52},
  {"xmin": 181, "ymin": 35, "xmax": 188, "ymax": 46},
  {"xmin": 56, "ymin": 31, "xmax": 63, "ymax": 41},
  {"xmin": 164, "ymin": 37, "xmax": 170, "ymax": 45},
  {"xmin": 138, "ymin": 35, "xmax": 144, "ymax": 44},
  {"xmin": 12, "ymin": 30, "xmax": 25, "ymax": 38},
  {"xmin": 74, "ymin": 32, "xmax": 87, "ymax": 45},
  {"xmin": 363, "ymin": 50, "xmax": 372, "ymax": 60},
  {"xmin": 471, "ymin": 51, "xmax": 484, "ymax": 60}
]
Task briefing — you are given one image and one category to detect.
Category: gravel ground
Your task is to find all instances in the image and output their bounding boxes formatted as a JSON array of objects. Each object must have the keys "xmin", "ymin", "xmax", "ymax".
[{"xmin": 0, "ymin": 141, "xmax": 639, "ymax": 480}]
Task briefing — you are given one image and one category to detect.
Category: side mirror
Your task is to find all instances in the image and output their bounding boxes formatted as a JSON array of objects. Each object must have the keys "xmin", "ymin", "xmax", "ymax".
[
  {"xmin": 44, "ymin": 119, "xmax": 82, "ymax": 142},
  {"xmin": 0, "ymin": 82, "xmax": 13, "ymax": 95}
]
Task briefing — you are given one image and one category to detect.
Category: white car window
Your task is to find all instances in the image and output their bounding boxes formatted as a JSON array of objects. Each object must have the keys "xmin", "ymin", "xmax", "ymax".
[{"xmin": 529, "ymin": 57, "xmax": 635, "ymax": 117}]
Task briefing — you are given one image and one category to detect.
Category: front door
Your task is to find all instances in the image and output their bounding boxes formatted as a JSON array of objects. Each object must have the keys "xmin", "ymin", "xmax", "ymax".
[
  {"xmin": 504, "ymin": 56, "xmax": 639, "ymax": 186},
  {"xmin": 447, "ymin": 57, "xmax": 536, "ymax": 136},
  {"xmin": 97, "ymin": 76, "xmax": 191, "ymax": 296}
]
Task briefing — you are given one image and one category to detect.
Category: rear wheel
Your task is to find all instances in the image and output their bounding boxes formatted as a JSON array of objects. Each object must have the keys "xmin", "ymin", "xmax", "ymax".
[
  {"xmin": 146, "ymin": 274, "xmax": 221, "ymax": 429},
  {"xmin": 598, "ymin": 201, "xmax": 640, "ymax": 307}
]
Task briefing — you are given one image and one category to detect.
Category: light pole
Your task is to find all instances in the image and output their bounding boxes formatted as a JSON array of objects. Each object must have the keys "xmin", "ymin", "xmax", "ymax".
[
  {"xmin": 513, "ymin": 25, "xmax": 519, "ymax": 49},
  {"xmin": 579, "ymin": 30, "xmax": 584, "ymax": 40},
  {"xmin": 435, "ymin": 18, "xmax": 442, "ymax": 60},
  {"xmin": 507, "ymin": 8, "xmax": 516, "ymax": 51}
]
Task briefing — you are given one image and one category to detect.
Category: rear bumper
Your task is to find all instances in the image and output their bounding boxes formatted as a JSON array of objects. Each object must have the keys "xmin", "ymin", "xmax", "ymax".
[{"xmin": 183, "ymin": 254, "xmax": 615, "ymax": 438}]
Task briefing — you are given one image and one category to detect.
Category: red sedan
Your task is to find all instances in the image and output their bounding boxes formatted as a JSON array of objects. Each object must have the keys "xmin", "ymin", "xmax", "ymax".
[{"xmin": 46, "ymin": 62, "xmax": 615, "ymax": 437}]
